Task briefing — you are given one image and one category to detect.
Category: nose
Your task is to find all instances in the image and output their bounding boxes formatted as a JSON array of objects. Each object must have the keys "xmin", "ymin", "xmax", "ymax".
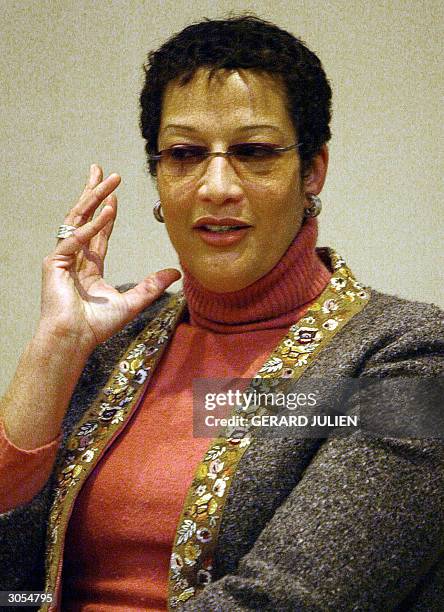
[{"xmin": 197, "ymin": 154, "xmax": 244, "ymax": 205}]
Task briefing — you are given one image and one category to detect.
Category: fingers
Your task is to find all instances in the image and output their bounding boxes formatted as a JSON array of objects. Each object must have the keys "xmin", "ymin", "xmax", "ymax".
[
  {"xmin": 122, "ymin": 269, "xmax": 182, "ymax": 317},
  {"xmin": 85, "ymin": 193, "xmax": 118, "ymax": 274},
  {"xmin": 55, "ymin": 203, "xmax": 116, "ymax": 257},
  {"xmin": 86, "ymin": 164, "xmax": 103, "ymax": 190},
  {"xmin": 54, "ymin": 165, "xmax": 120, "ymax": 260},
  {"xmin": 63, "ymin": 165, "xmax": 121, "ymax": 230},
  {"xmin": 76, "ymin": 164, "xmax": 103, "ymax": 207},
  {"xmin": 76, "ymin": 164, "xmax": 104, "ymax": 225}
]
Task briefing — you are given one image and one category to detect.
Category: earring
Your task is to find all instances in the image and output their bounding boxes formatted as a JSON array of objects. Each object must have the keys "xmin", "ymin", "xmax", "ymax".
[
  {"xmin": 304, "ymin": 194, "xmax": 322, "ymax": 218},
  {"xmin": 153, "ymin": 200, "xmax": 165, "ymax": 223}
]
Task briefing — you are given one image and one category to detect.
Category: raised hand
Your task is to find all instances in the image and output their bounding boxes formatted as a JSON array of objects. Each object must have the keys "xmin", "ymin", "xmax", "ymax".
[{"xmin": 37, "ymin": 164, "xmax": 180, "ymax": 354}]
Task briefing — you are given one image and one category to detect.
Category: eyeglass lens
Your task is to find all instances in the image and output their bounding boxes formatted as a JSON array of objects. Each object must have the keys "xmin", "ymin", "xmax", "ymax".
[{"xmin": 158, "ymin": 144, "xmax": 288, "ymax": 177}]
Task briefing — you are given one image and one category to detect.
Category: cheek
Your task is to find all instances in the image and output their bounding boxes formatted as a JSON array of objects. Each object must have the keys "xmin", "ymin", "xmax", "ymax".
[
  {"xmin": 256, "ymin": 182, "xmax": 305, "ymax": 248},
  {"xmin": 258, "ymin": 180, "xmax": 303, "ymax": 222},
  {"xmin": 244, "ymin": 170, "xmax": 299, "ymax": 199},
  {"xmin": 158, "ymin": 182, "xmax": 193, "ymax": 228}
]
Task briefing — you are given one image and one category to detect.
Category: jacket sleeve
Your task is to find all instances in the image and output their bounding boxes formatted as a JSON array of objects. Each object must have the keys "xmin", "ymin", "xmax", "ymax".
[{"xmin": 180, "ymin": 319, "xmax": 444, "ymax": 611}]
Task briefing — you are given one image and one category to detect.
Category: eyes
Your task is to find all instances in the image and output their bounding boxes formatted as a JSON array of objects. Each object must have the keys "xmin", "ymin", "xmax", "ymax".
[
  {"xmin": 166, "ymin": 143, "xmax": 283, "ymax": 162},
  {"xmin": 150, "ymin": 141, "xmax": 301, "ymax": 177}
]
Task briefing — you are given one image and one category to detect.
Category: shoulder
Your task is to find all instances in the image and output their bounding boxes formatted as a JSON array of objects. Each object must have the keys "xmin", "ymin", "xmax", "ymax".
[
  {"xmin": 321, "ymin": 248, "xmax": 442, "ymax": 355},
  {"xmin": 308, "ymin": 285, "xmax": 443, "ymax": 380},
  {"xmin": 344, "ymin": 289, "xmax": 443, "ymax": 376},
  {"xmin": 352, "ymin": 288, "xmax": 442, "ymax": 346},
  {"xmin": 355, "ymin": 288, "xmax": 442, "ymax": 330}
]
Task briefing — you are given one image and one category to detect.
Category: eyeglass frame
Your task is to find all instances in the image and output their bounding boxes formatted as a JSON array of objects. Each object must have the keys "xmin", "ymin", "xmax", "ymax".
[{"xmin": 148, "ymin": 142, "xmax": 303, "ymax": 176}]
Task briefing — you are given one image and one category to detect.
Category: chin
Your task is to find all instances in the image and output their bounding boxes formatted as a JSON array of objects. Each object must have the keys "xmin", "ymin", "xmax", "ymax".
[
  {"xmin": 182, "ymin": 247, "xmax": 271, "ymax": 292},
  {"xmin": 190, "ymin": 263, "xmax": 266, "ymax": 293}
]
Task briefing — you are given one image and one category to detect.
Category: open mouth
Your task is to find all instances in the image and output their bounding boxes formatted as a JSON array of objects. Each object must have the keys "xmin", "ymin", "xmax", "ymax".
[
  {"xmin": 193, "ymin": 219, "xmax": 252, "ymax": 245},
  {"xmin": 200, "ymin": 224, "xmax": 249, "ymax": 233}
]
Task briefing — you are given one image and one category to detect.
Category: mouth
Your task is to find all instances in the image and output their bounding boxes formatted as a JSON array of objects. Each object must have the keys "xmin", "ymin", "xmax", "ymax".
[
  {"xmin": 199, "ymin": 224, "xmax": 249, "ymax": 233},
  {"xmin": 193, "ymin": 217, "xmax": 252, "ymax": 245},
  {"xmin": 193, "ymin": 217, "xmax": 252, "ymax": 231}
]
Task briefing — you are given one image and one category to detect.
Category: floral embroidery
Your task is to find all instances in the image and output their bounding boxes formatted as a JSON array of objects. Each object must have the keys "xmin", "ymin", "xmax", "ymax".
[
  {"xmin": 80, "ymin": 449, "xmax": 97, "ymax": 463},
  {"xmin": 196, "ymin": 527, "xmax": 212, "ymax": 543},
  {"xmin": 331, "ymin": 276, "xmax": 347, "ymax": 290},
  {"xmin": 171, "ymin": 552, "xmax": 184, "ymax": 572},
  {"xmin": 76, "ymin": 434, "xmax": 95, "ymax": 452},
  {"xmin": 282, "ymin": 367, "xmax": 295, "ymax": 377},
  {"xmin": 295, "ymin": 354, "xmax": 310, "ymax": 367},
  {"xmin": 58, "ymin": 464, "xmax": 82, "ymax": 488},
  {"xmin": 195, "ymin": 484, "xmax": 207, "ymax": 497},
  {"xmin": 176, "ymin": 520, "xmax": 197, "ymax": 545},
  {"xmin": 76, "ymin": 422, "xmax": 98, "ymax": 437},
  {"xmin": 208, "ymin": 458, "xmax": 224, "ymax": 477},
  {"xmin": 281, "ymin": 342, "xmax": 315, "ymax": 359},
  {"xmin": 322, "ymin": 298, "xmax": 338, "ymax": 313},
  {"xmin": 212, "ymin": 477, "xmax": 228, "ymax": 497},
  {"xmin": 293, "ymin": 326, "xmax": 322, "ymax": 344},
  {"xmin": 204, "ymin": 446, "xmax": 226, "ymax": 461},
  {"xmin": 41, "ymin": 250, "xmax": 370, "ymax": 612},
  {"xmin": 43, "ymin": 293, "xmax": 187, "ymax": 605},
  {"xmin": 322, "ymin": 318, "xmax": 339, "ymax": 331},
  {"xmin": 257, "ymin": 356, "xmax": 283, "ymax": 375},
  {"xmin": 196, "ymin": 568, "xmax": 212, "ymax": 585},
  {"xmin": 190, "ymin": 493, "xmax": 218, "ymax": 521},
  {"xmin": 97, "ymin": 404, "xmax": 119, "ymax": 422},
  {"xmin": 168, "ymin": 249, "xmax": 371, "ymax": 608},
  {"xmin": 302, "ymin": 316, "xmax": 317, "ymax": 325},
  {"xmin": 173, "ymin": 577, "xmax": 189, "ymax": 592},
  {"xmin": 184, "ymin": 542, "xmax": 202, "ymax": 565}
]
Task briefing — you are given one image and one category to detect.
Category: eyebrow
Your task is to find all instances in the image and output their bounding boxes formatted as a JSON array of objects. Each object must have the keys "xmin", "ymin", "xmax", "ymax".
[{"xmin": 161, "ymin": 123, "xmax": 286, "ymax": 136}]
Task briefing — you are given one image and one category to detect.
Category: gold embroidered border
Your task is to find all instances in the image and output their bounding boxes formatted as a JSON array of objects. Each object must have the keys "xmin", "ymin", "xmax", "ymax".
[
  {"xmin": 40, "ymin": 293, "xmax": 187, "ymax": 611},
  {"xmin": 167, "ymin": 249, "xmax": 371, "ymax": 609}
]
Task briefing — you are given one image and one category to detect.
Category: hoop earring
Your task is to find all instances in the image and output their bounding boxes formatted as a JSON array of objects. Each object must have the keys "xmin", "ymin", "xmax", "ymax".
[
  {"xmin": 304, "ymin": 194, "xmax": 322, "ymax": 218},
  {"xmin": 153, "ymin": 200, "xmax": 165, "ymax": 223}
]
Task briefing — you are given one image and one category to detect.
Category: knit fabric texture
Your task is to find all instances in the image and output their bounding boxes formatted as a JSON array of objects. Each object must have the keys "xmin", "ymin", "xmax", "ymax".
[{"xmin": 0, "ymin": 290, "xmax": 443, "ymax": 611}]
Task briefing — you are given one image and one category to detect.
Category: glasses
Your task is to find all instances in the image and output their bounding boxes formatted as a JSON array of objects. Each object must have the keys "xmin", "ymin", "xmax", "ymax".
[{"xmin": 149, "ymin": 142, "xmax": 302, "ymax": 178}]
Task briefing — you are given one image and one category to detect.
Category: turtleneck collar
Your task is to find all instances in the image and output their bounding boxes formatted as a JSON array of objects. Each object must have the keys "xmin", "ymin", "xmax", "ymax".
[{"xmin": 181, "ymin": 217, "xmax": 332, "ymax": 333}]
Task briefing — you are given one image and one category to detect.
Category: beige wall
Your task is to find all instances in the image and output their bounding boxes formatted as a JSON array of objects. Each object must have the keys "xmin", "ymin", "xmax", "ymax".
[{"xmin": 1, "ymin": 0, "xmax": 442, "ymax": 394}]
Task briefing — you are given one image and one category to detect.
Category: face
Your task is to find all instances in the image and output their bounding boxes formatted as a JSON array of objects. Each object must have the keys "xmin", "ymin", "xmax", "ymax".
[{"xmin": 157, "ymin": 68, "xmax": 307, "ymax": 293}]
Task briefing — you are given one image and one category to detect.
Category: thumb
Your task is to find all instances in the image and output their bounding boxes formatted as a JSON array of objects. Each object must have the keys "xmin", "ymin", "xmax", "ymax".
[{"xmin": 122, "ymin": 268, "xmax": 181, "ymax": 316}]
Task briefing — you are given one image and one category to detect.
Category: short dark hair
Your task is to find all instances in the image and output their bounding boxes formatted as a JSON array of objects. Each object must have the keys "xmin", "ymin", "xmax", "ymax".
[{"xmin": 139, "ymin": 15, "xmax": 332, "ymax": 177}]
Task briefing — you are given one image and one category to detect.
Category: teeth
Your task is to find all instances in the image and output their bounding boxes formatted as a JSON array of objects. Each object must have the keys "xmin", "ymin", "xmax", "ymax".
[{"xmin": 203, "ymin": 224, "xmax": 243, "ymax": 232}]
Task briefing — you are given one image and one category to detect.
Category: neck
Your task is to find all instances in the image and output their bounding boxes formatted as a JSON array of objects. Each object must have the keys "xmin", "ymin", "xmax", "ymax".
[{"xmin": 182, "ymin": 217, "xmax": 332, "ymax": 333}]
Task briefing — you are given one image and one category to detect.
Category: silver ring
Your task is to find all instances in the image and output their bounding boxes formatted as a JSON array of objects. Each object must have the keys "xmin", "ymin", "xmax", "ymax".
[{"xmin": 56, "ymin": 224, "xmax": 77, "ymax": 239}]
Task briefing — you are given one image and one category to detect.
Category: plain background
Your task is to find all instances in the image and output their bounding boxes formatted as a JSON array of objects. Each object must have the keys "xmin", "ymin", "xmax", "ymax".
[{"xmin": 1, "ymin": 0, "xmax": 442, "ymax": 394}]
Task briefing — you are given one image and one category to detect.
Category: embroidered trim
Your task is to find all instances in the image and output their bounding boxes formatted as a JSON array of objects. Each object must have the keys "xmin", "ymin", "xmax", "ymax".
[
  {"xmin": 167, "ymin": 249, "xmax": 371, "ymax": 608},
  {"xmin": 39, "ymin": 249, "xmax": 370, "ymax": 611},
  {"xmin": 41, "ymin": 293, "xmax": 186, "ymax": 611}
]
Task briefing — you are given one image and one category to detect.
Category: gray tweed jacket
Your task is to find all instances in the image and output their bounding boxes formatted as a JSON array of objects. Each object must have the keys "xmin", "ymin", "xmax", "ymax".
[{"xmin": 0, "ymin": 290, "xmax": 443, "ymax": 611}]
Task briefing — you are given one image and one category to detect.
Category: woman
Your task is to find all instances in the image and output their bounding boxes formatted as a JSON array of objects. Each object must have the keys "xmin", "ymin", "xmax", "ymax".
[{"xmin": 1, "ymin": 15, "xmax": 443, "ymax": 612}]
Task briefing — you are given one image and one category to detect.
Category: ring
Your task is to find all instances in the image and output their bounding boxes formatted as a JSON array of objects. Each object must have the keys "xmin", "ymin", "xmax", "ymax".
[{"xmin": 56, "ymin": 224, "xmax": 77, "ymax": 239}]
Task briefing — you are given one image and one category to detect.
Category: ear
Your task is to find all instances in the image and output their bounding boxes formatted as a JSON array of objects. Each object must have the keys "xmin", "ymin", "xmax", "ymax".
[{"xmin": 303, "ymin": 144, "xmax": 329, "ymax": 195}]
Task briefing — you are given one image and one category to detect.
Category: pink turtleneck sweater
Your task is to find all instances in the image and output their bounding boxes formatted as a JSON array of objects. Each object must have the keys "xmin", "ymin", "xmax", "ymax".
[{"xmin": 0, "ymin": 218, "xmax": 331, "ymax": 611}]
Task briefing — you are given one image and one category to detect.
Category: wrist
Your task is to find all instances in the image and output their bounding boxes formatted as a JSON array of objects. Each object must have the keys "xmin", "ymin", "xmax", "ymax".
[
  {"xmin": 32, "ymin": 323, "xmax": 96, "ymax": 358},
  {"xmin": 30, "ymin": 328, "xmax": 94, "ymax": 368}
]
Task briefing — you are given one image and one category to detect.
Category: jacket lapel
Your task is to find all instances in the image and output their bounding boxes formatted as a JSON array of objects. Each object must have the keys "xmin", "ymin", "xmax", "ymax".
[
  {"xmin": 42, "ymin": 292, "xmax": 187, "ymax": 610},
  {"xmin": 41, "ymin": 249, "xmax": 370, "ymax": 611},
  {"xmin": 167, "ymin": 249, "xmax": 371, "ymax": 608}
]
